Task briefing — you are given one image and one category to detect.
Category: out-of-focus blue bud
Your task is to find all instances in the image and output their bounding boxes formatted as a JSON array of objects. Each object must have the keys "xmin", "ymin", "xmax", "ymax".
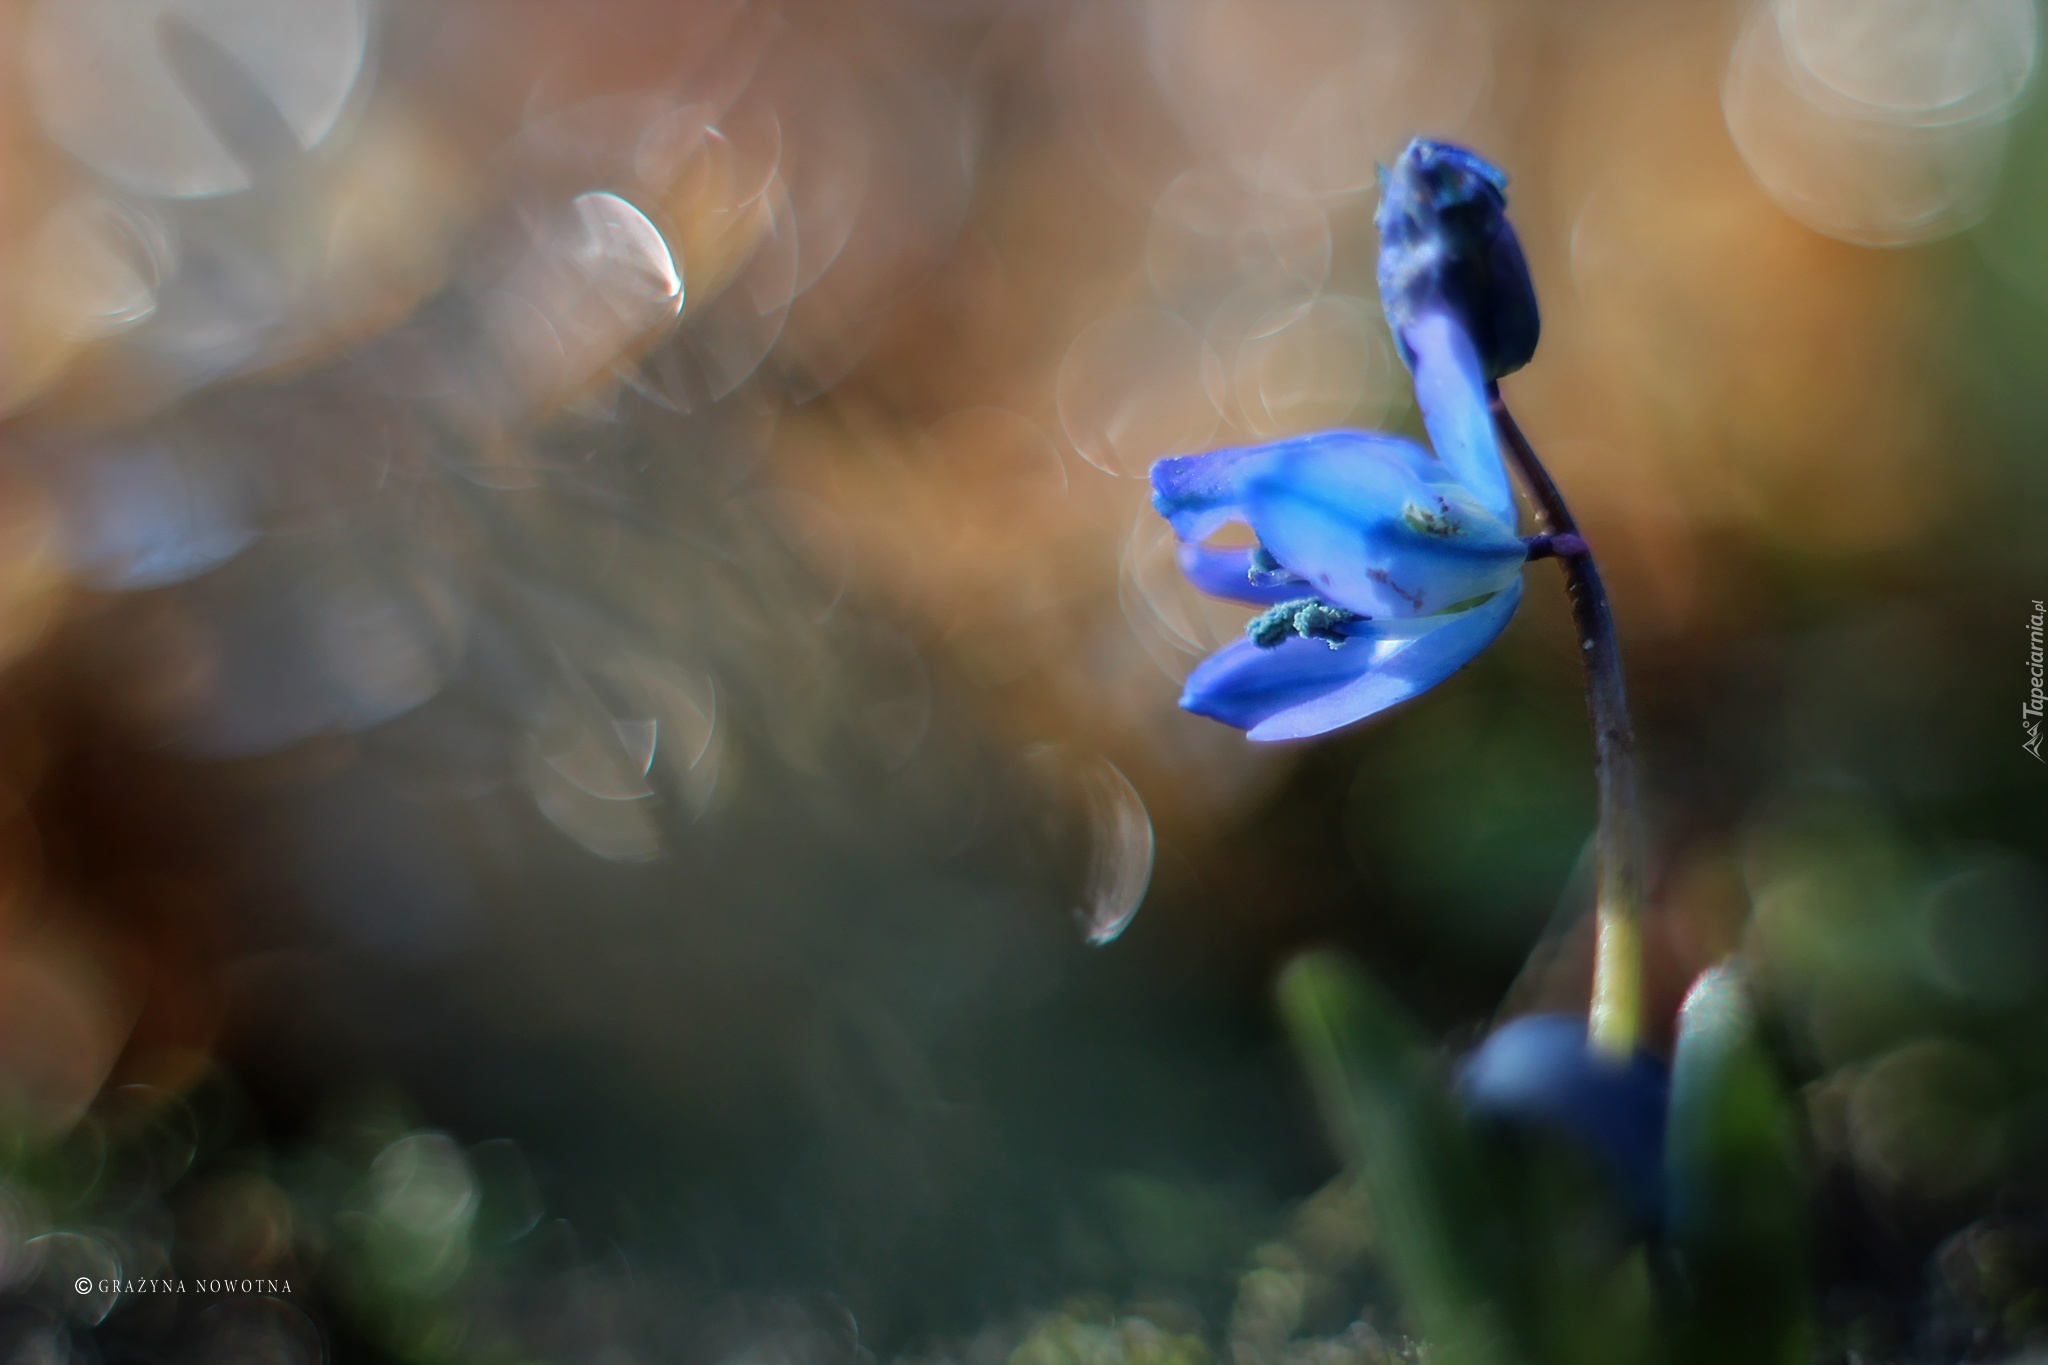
[
  {"xmin": 1376, "ymin": 138, "xmax": 1539, "ymax": 380},
  {"xmin": 1459, "ymin": 1012, "xmax": 1670, "ymax": 1229}
]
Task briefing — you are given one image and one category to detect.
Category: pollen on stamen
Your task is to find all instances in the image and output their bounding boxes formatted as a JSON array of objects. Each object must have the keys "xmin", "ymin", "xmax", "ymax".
[{"xmin": 1246, "ymin": 597, "xmax": 1363, "ymax": 649}]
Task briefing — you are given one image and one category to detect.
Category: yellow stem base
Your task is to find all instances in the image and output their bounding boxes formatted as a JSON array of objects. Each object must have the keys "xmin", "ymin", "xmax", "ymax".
[{"xmin": 1588, "ymin": 905, "xmax": 1641, "ymax": 1058}]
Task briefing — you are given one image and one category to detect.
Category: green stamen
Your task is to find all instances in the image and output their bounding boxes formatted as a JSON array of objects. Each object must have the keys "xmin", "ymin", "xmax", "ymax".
[{"xmin": 1247, "ymin": 598, "xmax": 1364, "ymax": 649}]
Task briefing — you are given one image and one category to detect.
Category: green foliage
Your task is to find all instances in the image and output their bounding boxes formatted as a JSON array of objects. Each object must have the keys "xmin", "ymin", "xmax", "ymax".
[
  {"xmin": 1009, "ymin": 1309, "xmax": 1211, "ymax": 1365},
  {"xmin": 1278, "ymin": 953, "xmax": 1512, "ymax": 1365},
  {"xmin": 1663, "ymin": 965, "xmax": 1810, "ymax": 1365},
  {"xmin": 1279, "ymin": 952, "xmax": 1812, "ymax": 1365}
]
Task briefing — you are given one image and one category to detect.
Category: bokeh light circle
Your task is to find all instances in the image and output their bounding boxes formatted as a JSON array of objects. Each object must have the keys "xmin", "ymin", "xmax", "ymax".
[
  {"xmin": 1056, "ymin": 307, "xmax": 1220, "ymax": 478},
  {"xmin": 1725, "ymin": 0, "xmax": 2036, "ymax": 244},
  {"xmin": 26, "ymin": 0, "xmax": 371, "ymax": 197}
]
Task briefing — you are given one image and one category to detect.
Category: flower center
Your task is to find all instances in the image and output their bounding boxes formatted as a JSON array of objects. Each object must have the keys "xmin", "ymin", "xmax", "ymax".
[{"xmin": 1401, "ymin": 498, "xmax": 1463, "ymax": 537}]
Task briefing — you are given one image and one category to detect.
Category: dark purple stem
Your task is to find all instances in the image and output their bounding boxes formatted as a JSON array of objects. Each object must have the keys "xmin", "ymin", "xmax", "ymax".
[
  {"xmin": 1490, "ymin": 385, "xmax": 1644, "ymax": 1053},
  {"xmin": 1523, "ymin": 532, "xmax": 1589, "ymax": 562}
]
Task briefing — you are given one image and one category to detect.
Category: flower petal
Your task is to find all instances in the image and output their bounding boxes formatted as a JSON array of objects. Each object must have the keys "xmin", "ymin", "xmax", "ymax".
[
  {"xmin": 1150, "ymin": 430, "xmax": 1431, "ymax": 543},
  {"xmin": 1405, "ymin": 309, "xmax": 1515, "ymax": 523},
  {"xmin": 1243, "ymin": 439, "xmax": 1523, "ymax": 619},
  {"xmin": 1243, "ymin": 578, "xmax": 1521, "ymax": 741},
  {"xmin": 1175, "ymin": 543, "xmax": 1306, "ymax": 606},
  {"xmin": 1179, "ymin": 631, "xmax": 1381, "ymax": 731}
]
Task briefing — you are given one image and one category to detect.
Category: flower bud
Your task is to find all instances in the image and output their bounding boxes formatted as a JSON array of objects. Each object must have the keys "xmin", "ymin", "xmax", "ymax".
[
  {"xmin": 1459, "ymin": 1012, "xmax": 1669, "ymax": 1228},
  {"xmin": 1376, "ymin": 138, "xmax": 1539, "ymax": 380}
]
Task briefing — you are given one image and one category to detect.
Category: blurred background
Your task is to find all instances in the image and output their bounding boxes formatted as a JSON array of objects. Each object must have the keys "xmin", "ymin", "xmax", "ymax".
[{"xmin": 0, "ymin": 0, "xmax": 2045, "ymax": 1360}]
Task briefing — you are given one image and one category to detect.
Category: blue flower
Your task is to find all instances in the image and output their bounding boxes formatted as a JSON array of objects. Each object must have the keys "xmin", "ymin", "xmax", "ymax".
[
  {"xmin": 1459, "ymin": 1012, "xmax": 1670, "ymax": 1228},
  {"xmin": 1149, "ymin": 139, "xmax": 1536, "ymax": 742}
]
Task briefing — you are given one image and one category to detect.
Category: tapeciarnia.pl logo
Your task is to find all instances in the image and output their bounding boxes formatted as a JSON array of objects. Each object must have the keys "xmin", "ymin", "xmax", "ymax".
[{"xmin": 2027, "ymin": 599, "xmax": 2045, "ymax": 762}]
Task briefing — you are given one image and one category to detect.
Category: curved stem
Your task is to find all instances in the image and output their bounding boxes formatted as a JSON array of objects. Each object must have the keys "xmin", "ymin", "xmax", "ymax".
[{"xmin": 1489, "ymin": 387, "xmax": 1644, "ymax": 1057}]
